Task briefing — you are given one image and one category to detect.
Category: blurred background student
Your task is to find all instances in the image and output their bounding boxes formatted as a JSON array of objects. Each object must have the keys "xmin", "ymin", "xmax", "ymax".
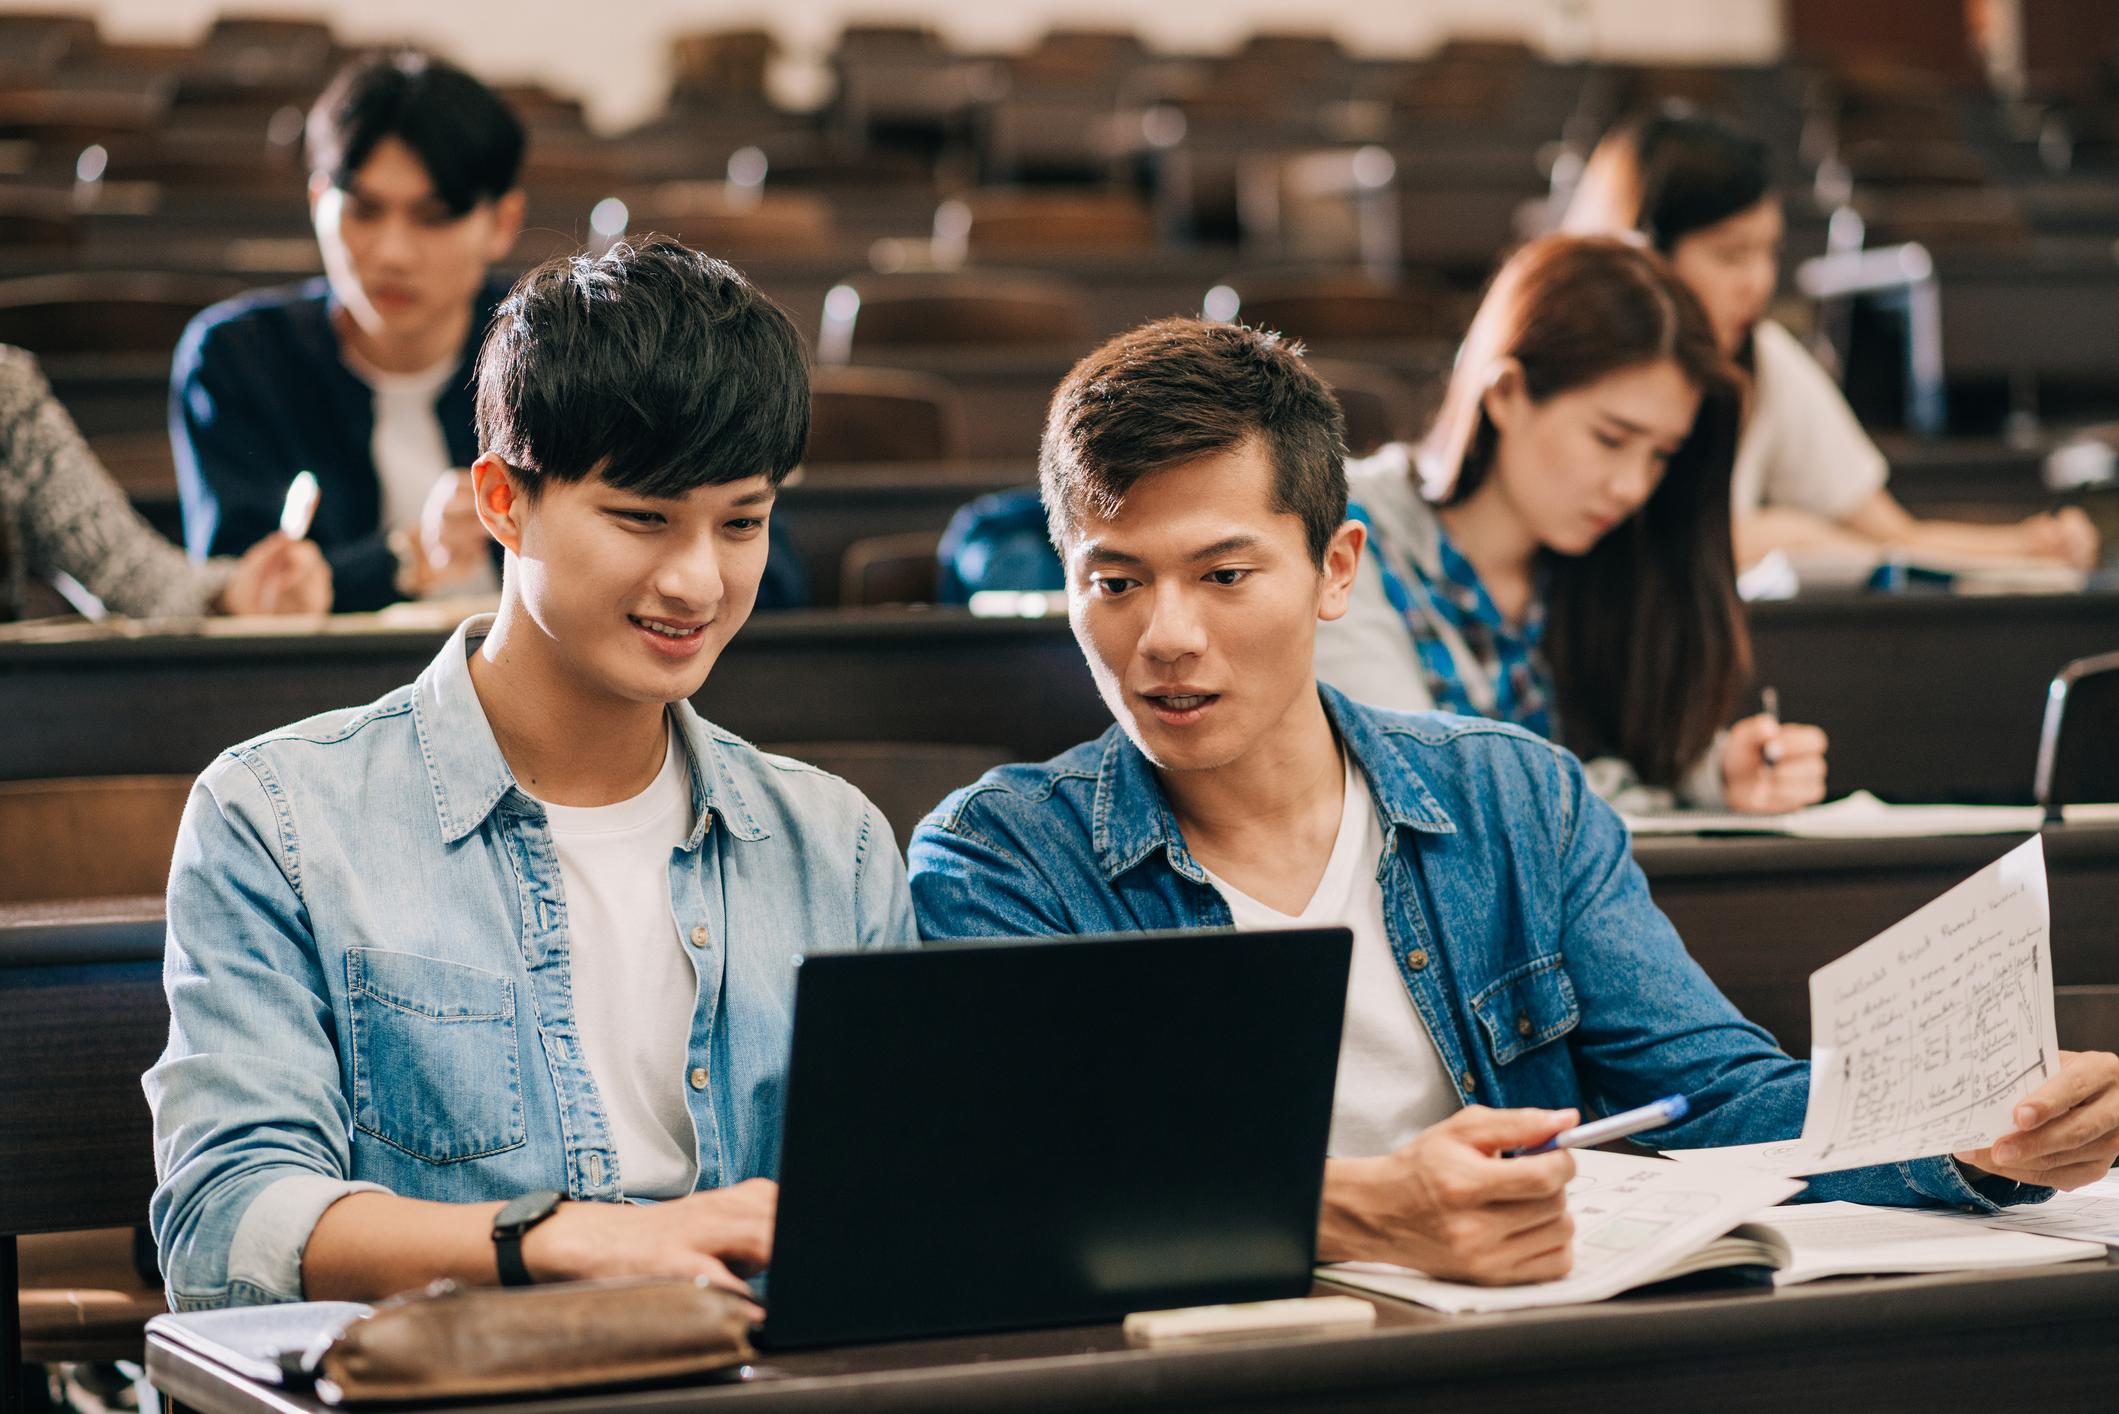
[
  {"xmin": 170, "ymin": 51, "xmax": 523, "ymax": 612},
  {"xmin": 5, "ymin": 344, "xmax": 328, "ymax": 622},
  {"xmin": 1562, "ymin": 107, "xmax": 2099, "ymax": 573},
  {"xmin": 1315, "ymin": 236, "xmax": 1828, "ymax": 814}
]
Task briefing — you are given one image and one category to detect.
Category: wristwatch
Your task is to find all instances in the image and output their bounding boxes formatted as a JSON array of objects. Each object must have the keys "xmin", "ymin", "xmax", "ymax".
[{"xmin": 492, "ymin": 1190, "xmax": 566, "ymax": 1287}]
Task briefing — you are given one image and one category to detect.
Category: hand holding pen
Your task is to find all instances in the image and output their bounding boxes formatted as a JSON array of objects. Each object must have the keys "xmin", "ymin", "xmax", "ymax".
[
  {"xmin": 1721, "ymin": 685, "xmax": 1830, "ymax": 815},
  {"xmin": 218, "ymin": 471, "xmax": 332, "ymax": 616}
]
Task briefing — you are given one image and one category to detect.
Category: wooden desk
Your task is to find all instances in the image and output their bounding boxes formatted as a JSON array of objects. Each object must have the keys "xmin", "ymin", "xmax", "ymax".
[
  {"xmin": 1745, "ymin": 590, "xmax": 2119, "ymax": 803},
  {"xmin": 1937, "ymin": 249, "xmax": 2119, "ymax": 386},
  {"xmin": 146, "ymin": 1258, "xmax": 2119, "ymax": 1413},
  {"xmin": 5, "ymin": 592, "xmax": 2116, "ymax": 802},
  {"xmin": 1877, "ymin": 435, "xmax": 2057, "ymax": 518}
]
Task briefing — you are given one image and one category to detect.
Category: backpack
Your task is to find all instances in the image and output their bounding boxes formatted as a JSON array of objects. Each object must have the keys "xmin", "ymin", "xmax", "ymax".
[{"xmin": 935, "ymin": 488, "xmax": 1063, "ymax": 605}]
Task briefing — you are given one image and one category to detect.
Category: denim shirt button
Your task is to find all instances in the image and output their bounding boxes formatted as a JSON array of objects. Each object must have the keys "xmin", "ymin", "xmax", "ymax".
[
  {"xmin": 689, "ymin": 1065, "xmax": 710, "ymax": 1091},
  {"xmin": 1406, "ymin": 948, "xmax": 1429, "ymax": 971},
  {"xmin": 1516, "ymin": 1012, "xmax": 1533, "ymax": 1037},
  {"xmin": 1460, "ymin": 1070, "xmax": 1477, "ymax": 1093},
  {"xmin": 689, "ymin": 926, "xmax": 710, "ymax": 948}
]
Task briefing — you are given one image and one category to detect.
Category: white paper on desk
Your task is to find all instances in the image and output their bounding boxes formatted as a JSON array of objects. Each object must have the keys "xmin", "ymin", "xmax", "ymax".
[
  {"xmin": 1621, "ymin": 790, "xmax": 2119, "ymax": 839},
  {"xmin": 1947, "ymin": 1172, "xmax": 2119, "ymax": 1247},
  {"xmin": 1754, "ymin": 1200, "xmax": 2105, "ymax": 1284},
  {"xmin": 1668, "ymin": 836, "xmax": 2058, "ymax": 1178},
  {"xmin": 1318, "ymin": 1150, "xmax": 1802, "ymax": 1314}
]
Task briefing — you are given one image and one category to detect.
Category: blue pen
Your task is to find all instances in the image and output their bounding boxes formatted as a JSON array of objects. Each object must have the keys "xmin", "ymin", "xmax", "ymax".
[{"xmin": 1507, "ymin": 1095, "xmax": 1690, "ymax": 1156}]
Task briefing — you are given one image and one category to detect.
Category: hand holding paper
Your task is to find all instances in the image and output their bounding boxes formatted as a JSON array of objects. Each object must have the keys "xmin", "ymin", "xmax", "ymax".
[
  {"xmin": 1954, "ymin": 1049, "xmax": 2119, "ymax": 1191},
  {"xmin": 1670, "ymin": 837, "xmax": 2088, "ymax": 1179}
]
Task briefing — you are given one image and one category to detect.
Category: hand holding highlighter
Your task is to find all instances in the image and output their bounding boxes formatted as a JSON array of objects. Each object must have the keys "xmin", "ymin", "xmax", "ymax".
[{"xmin": 1507, "ymin": 1095, "xmax": 1689, "ymax": 1157}]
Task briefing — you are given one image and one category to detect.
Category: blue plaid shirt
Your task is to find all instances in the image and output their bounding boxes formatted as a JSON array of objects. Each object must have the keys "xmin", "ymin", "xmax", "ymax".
[{"xmin": 1347, "ymin": 502, "xmax": 1553, "ymax": 739}]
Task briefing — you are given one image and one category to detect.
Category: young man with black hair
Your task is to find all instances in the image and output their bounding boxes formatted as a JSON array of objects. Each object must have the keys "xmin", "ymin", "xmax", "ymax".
[
  {"xmin": 171, "ymin": 51, "xmax": 522, "ymax": 610},
  {"xmin": 148, "ymin": 239, "xmax": 911, "ymax": 1310},
  {"xmin": 908, "ymin": 317, "xmax": 2119, "ymax": 1287}
]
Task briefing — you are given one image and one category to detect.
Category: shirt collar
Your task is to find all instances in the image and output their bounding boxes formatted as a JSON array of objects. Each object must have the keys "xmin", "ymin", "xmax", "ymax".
[
  {"xmin": 411, "ymin": 614, "xmax": 766, "ymax": 847},
  {"xmin": 1088, "ymin": 683, "xmax": 1456, "ymax": 883}
]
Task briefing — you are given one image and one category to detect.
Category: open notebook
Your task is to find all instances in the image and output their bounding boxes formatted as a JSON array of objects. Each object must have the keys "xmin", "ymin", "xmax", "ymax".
[{"xmin": 1320, "ymin": 1151, "xmax": 2104, "ymax": 1315}]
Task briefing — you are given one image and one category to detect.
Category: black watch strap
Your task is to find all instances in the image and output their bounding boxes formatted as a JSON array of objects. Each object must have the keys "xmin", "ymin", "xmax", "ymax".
[{"xmin": 492, "ymin": 1190, "xmax": 565, "ymax": 1287}]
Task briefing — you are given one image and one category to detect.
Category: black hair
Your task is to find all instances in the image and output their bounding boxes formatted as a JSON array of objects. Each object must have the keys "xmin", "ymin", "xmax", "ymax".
[
  {"xmin": 1623, "ymin": 107, "xmax": 1773, "ymax": 252},
  {"xmin": 475, "ymin": 237, "xmax": 810, "ymax": 497},
  {"xmin": 1041, "ymin": 317, "xmax": 1347, "ymax": 566},
  {"xmin": 306, "ymin": 51, "xmax": 526, "ymax": 215}
]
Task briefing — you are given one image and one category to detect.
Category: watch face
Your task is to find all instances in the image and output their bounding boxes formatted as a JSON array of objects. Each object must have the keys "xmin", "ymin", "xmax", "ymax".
[{"xmin": 495, "ymin": 1189, "xmax": 564, "ymax": 1233}]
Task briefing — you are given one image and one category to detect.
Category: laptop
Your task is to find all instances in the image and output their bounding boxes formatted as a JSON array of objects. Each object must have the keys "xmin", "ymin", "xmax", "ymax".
[{"xmin": 758, "ymin": 926, "xmax": 1352, "ymax": 1349}]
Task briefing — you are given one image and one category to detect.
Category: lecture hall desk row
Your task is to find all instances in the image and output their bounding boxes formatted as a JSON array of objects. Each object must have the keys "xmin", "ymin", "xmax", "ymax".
[
  {"xmin": 141, "ymin": 1257, "xmax": 2119, "ymax": 1414},
  {"xmin": 104, "ymin": 449, "xmax": 2119, "ymax": 613},
  {"xmin": 3, "ymin": 592, "xmax": 2113, "ymax": 802},
  {"xmin": 4, "ymin": 899, "xmax": 2116, "ymax": 1414}
]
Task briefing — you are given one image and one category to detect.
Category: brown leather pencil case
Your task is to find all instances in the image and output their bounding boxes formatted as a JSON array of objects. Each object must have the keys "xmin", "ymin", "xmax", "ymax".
[{"xmin": 306, "ymin": 1276, "xmax": 756, "ymax": 1403}]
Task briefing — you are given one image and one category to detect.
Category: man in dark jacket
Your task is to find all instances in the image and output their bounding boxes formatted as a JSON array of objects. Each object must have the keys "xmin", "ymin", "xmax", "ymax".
[{"xmin": 172, "ymin": 52, "xmax": 525, "ymax": 612}]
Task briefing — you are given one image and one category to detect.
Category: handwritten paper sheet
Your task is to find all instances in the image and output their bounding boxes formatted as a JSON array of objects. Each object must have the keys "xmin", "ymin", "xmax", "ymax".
[
  {"xmin": 1670, "ymin": 836, "xmax": 2057, "ymax": 1178},
  {"xmin": 1320, "ymin": 1150, "xmax": 1802, "ymax": 1314}
]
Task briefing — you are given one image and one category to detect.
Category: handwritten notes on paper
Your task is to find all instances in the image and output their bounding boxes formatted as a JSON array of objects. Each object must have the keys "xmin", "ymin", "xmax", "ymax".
[{"xmin": 1672, "ymin": 836, "xmax": 2057, "ymax": 1178}]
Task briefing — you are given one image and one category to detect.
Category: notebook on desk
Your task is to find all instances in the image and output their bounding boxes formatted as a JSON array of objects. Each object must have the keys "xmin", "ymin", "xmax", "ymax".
[
  {"xmin": 758, "ymin": 927, "xmax": 1353, "ymax": 1349},
  {"xmin": 1321, "ymin": 1151, "xmax": 2104, "ymax": 1315}
]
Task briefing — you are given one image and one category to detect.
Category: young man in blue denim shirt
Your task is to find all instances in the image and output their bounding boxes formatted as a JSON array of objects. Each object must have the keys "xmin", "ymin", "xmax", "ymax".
[
  {"xmin": 908, "ymin": 317, "xmax": 2119, "ymax": 1287},
  {"xmin": 148, "ymin": 240, "xmax": 914, "ymax": 1311}
]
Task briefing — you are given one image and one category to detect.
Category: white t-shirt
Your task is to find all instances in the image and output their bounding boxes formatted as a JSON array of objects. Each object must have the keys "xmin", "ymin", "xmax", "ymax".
[
  {"xmin": 346, "ymin": 348, "xmax": 498, "ymax": 597},
  {"xmin": 536, "ymin": 723, "xmax": 702, "ymax": 1198},
  {"xmin": 1201, "ymin": 755, "xmax": 1459, "ymax": 1158},
  {"xmin": 1733, "ymin": 319, "xmax": 1891, "ymax": 522}
]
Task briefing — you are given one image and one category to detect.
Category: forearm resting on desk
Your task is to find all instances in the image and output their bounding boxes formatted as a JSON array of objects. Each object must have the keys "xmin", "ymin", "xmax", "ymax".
[
  {"xmin": 302, "ymin": 1192, "xmax": 514, "ymax": 1302},
  {"xmin": 1737, "ymin": 492, "xmax": 2098, "ymax": 569},
  {"xmin": 303, "ymin": 1181, "xmax": 779, "ymax": 1303}
]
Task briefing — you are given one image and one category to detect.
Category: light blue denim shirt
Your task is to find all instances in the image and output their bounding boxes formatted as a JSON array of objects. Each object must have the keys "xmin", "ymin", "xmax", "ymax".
[
  {"xmin": 909, "ymin": 686, "xmax": 2046, "ymax": 1215},
  {"xmin": 147, "ymin": 615, "xmax": 916, "ymax": 1309}
]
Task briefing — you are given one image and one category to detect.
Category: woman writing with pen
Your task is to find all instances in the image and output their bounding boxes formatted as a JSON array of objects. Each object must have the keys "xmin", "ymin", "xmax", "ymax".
[{"xmin": 1314, "ymin": 235, "xmax": 1827, "ymax": 814}]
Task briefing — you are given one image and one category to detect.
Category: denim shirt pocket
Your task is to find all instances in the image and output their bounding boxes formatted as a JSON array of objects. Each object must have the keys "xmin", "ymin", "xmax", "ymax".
[
  {"xmin": 347, "ymin": 948, "xmax": 527, "ymax": 1164},
  {"xmin": 1469, "ymin": 953, "xmax": 1580, "ymax": 1067}
]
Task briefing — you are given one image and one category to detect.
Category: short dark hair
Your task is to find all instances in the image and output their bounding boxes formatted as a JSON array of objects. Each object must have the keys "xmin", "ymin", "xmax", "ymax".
[
  {"xmin": 475, "ymin": 238, "xmax": 811, "ymax": 497},
  {"xmin": 1040, "ymin": 318, "xmax": 1347, "ymax": 565},
  {"xmin": 307, "ymin": 51, "xmax": 525, "ymax": 215}
]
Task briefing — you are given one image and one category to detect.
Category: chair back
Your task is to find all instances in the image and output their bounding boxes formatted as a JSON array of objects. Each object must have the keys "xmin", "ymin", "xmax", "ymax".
[
  {"xmin": 936, "ymin": 190, "xmax": 1157, "ymax": 259},
  {"xmin": 1306, "ymin": 358, "xmax": 1424, "ymax": 457},
  {"xmin": 809, "ymin": 366, "xmax": 969, "ymax": 464},
  {"xmin": 610, "ymin": 181, "xmax": 834, "ymax": 256},
  {"xmin": 1212, "ymin": 268, "xmax": 1449, "ymax": 344},
  {"xmin": 2035, "ymin": 651, "xmax": 2119, "ymax": 822},
  {"xmin": 0, "ymin": 898, "xmax": 167, "ymax": 1240},
  {"xmin": 0, "ymin": 272, "xmax": 244, "ymax": 358},
  {"xmin": 818, "ymin": 271, "xmax": 1087, "ymax": 363},
  {"xmin": 0, "ymin": 776, "xmax": 194, "ymax": 904},
  {"xmin": 840, "ymin": 532, "xmax": 942, "ymax": 607}
]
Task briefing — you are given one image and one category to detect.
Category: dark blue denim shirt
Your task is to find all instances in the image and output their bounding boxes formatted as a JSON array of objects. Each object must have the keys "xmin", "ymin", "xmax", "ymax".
[{"xmin": 909, "ymin": 686, "xmax": 2044, "ymax": 1213}]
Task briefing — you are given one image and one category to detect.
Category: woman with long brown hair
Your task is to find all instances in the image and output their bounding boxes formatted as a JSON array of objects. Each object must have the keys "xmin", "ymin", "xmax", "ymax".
[{"xmin": 1315, "ymin": 234, "xmax": 1826, "ymax": 812}]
